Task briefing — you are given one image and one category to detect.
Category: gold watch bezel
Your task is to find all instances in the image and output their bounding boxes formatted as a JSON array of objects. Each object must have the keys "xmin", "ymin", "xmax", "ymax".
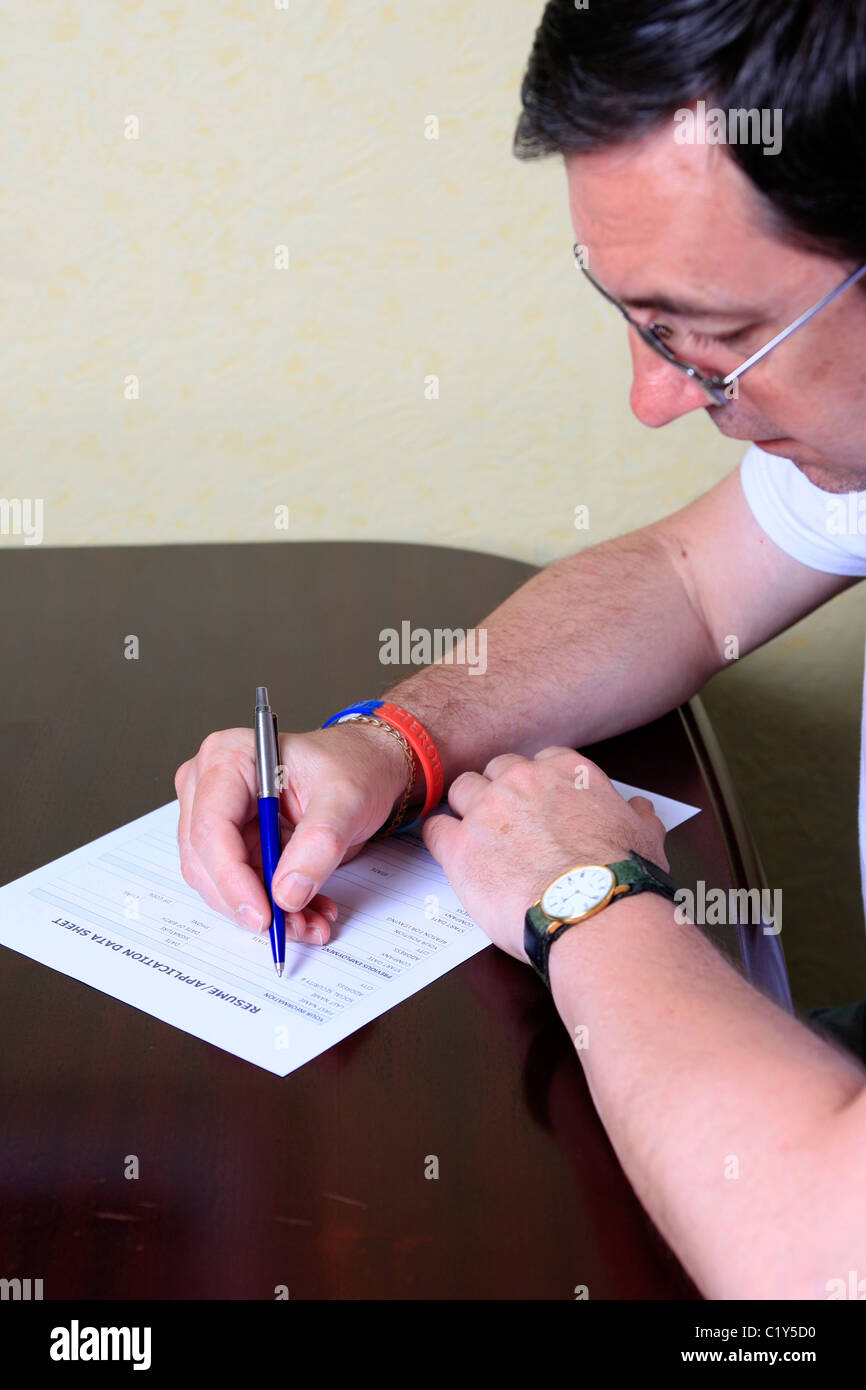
[{"xmin": 534, "ymin": 863, "xmax": 630, "ymax": 934}]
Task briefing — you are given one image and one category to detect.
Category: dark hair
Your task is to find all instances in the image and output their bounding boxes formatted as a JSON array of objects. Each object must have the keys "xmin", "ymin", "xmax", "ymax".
[{"xmin": 514, "ymin": 0, "xmax": 866, "ymax": 266}]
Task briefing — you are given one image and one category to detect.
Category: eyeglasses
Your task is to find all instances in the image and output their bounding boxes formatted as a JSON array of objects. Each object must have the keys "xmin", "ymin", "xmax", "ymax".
[{"xmin": 573, "ymin": 244, "xmax": 866, "ymax": 406}]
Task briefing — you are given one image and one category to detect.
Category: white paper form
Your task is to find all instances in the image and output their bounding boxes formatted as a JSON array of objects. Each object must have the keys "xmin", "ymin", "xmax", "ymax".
[{"xmin": 0, "ymin": 783, "xmax": 698, "ymax": 1076}]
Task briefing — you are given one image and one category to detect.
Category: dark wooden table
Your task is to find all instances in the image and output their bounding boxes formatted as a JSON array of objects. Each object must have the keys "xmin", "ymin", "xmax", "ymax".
[{"xmin": 0, "ymin": 541, "xmax": 790, "ymax": 1300}]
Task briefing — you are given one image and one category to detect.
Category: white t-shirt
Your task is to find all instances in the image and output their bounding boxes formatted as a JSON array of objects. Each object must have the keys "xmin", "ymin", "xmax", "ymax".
[{"xmin": 739, "ymin": 445, "xmax": 866, "ymax": 923}]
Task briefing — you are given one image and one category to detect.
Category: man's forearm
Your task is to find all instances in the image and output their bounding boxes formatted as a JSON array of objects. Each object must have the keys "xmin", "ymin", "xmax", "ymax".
[
  {"xmin": 383, "ymin": 528, "xmax": 721, "ymax": 785},
  {"xmin": 548, "ymin": 895, "xmax": 866, "ymax": 1299}
]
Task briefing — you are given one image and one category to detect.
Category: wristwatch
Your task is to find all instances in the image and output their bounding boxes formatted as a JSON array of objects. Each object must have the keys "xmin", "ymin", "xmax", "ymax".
[{"xmin": 524, "ymin": 851, "xmax": 680, "ymax": 990}]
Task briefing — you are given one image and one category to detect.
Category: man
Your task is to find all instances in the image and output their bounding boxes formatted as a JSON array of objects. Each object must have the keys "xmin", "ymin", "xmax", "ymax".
[{"xmin": 175, "ymin": 1, "xmax": 866, "ymax": 1297}]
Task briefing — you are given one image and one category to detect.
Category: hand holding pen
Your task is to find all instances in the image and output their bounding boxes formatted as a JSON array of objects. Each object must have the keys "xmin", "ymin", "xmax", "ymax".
[{"xmin": 175, "ymin": 700, "xmax": 410, "ymax": 949}]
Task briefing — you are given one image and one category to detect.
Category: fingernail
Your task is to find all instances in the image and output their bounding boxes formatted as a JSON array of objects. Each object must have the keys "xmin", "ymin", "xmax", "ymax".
[
  {"xmin": 273, "ymin": 872, "xmax": 314, "ymax": 911},
  {"xmin": 313, "ymin": 927, "xmax": 324, "ymax": 946},
  {"xmin": 323, "ymin": 906, "xmax": 338, "ymax": 923},
  {"xmin": 237, "ymin": 904, "xmax": 265, "ymax": 933}
]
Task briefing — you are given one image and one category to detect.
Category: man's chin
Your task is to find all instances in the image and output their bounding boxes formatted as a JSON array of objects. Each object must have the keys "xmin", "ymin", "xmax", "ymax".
[
  {"xmin": 705, "ymin": 411, "xmax": 866, "ymax": 490},
  {"xmin": 708, "ymin": 411, "xmax": 806, "ymax": 463},
  {"xmin": 749, "ymin": 439, "xmax": 826, "ymax": 477},
  {"xmin": 751, "ymin": 437, "xmax": 794, "ymax": 454}
]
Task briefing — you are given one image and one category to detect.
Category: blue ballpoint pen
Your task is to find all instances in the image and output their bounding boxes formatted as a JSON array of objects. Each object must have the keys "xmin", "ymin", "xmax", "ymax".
[{"xmin": 254, "ymin": 686, "xmax": 286, "ymax": 977}]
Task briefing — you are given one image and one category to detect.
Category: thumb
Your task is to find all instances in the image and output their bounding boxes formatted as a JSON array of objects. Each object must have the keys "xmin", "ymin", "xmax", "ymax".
[
  {"xmin": 421, "ymin": 810, "xmax": 461, "ymax": 869},
  {"xmin": 628, "ymin": 797, "xmax": 669, "ymax": 871},
  {"xmin": 272, "ymin": 783, "xmax": 365, "ymax": 911}
]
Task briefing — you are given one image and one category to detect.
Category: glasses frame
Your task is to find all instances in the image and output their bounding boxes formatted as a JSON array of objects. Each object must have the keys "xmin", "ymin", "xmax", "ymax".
[{"xmin": 573, "ymin": 244, "xmax": 866, "ymax": 406}]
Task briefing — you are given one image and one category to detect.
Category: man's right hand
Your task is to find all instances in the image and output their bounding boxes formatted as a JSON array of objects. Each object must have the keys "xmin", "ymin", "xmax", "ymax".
[{"xmin": 174, "ymin": 719, "xmax": 414, "ymax": 946}]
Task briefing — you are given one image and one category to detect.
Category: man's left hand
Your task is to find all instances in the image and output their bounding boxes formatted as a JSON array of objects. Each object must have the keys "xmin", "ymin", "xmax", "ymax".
[{"xmin": 421, "ymin": 747, "xmax": 669, "ymax": 963}]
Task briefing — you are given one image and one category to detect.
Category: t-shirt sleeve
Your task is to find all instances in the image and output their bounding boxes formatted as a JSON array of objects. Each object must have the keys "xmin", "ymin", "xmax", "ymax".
[{"xmin": 739, "ymin": 444, "xmax": 866, "ymax": 577}]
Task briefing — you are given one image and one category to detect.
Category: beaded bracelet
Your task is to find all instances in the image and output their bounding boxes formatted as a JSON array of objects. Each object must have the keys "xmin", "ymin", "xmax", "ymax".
[
  {"xmin": 334, "ymin": 713, "xmax": 418, "ymax": 837},
  {"xmin": 374, "ymin": 702, "xmax": 444, "ymax": 827}
]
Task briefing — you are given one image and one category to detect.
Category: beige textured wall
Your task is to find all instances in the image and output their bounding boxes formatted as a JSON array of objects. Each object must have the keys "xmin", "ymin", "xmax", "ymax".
[
  {"xmin": 5, "ymin": 1, "xmax": 744, "ymax": 553},
  {"xmin": 5, "ymin": 3, "xmax": 864, "ymax": 1002}
]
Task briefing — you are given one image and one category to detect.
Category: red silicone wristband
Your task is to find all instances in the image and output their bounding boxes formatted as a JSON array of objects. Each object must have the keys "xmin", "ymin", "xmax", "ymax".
[{"xmin": 374, "ymin": 702, "xmax": 444, "ymax": 822}]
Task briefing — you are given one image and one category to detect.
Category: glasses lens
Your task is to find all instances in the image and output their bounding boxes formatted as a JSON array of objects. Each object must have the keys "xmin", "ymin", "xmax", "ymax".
[
  {"xmin": 635, "ymin": 327, "xmax": 727, "ymax": 403},
  {"xmin": 576, "ymin": 256, "xmax": 728, "ymax": 404},
  {"xmin": 634, "ymin": 323, "xmax": 678, "ymax": 363}
]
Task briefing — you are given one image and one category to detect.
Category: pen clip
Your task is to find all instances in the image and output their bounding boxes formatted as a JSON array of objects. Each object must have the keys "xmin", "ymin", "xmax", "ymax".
[{"xmin": 254, "ymin": 689, "xmax": 280, "ymax": 799}]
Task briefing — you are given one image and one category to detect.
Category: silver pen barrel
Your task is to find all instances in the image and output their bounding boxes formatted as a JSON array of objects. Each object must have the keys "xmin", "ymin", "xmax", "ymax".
[{"xmin": 254, "ymin": 685, "xmax": 280, "ymax": 798}]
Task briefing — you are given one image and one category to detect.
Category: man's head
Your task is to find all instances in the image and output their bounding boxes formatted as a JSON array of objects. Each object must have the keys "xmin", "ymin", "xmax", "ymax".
[{"xmin": 514, "ymin": 0, "xmax": 866, "ymax": 491}]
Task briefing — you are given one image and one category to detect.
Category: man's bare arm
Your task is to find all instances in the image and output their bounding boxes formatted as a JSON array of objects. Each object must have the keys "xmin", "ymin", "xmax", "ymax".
[
  {"xmin": 387, "ymin": 465, "xmax": 854, "ymax": 787},
  {"xmin": 175, "ymin": 463, "xmax": 855, "ymax": 931},
  {"xmin": 644, "ymin": 464, "xmax": 856, "ymax": 662},
  {"xmin": 548, "ymin": 890, "xmax": 866, "ymax": 1299}
]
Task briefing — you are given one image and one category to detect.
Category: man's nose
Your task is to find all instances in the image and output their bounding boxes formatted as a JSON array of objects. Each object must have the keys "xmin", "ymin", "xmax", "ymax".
[{"xmin": 627, "ymin": 328, "xmax": 711, "ymax": 427}]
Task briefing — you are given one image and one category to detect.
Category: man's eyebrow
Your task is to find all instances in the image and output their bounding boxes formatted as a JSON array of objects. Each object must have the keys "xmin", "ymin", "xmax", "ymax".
[{"xmin": 622, "ymin": 291, "xmax": 756, "ymax": 318}]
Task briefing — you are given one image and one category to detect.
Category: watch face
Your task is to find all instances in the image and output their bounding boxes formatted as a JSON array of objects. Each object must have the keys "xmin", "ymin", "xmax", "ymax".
[{"xmin": 541, "ymin": 866, "xmax": 615, "ymax": 921}]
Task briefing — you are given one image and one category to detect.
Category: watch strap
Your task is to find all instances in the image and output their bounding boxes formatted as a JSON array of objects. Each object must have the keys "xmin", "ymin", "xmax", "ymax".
[{"xmin": 608, "ymin": 851, "xmax": 679, "ymax": 896}]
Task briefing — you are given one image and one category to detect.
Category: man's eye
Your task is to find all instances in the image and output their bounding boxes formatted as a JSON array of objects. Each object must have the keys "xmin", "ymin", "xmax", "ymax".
[{"xmin": 689, "ymin": 328, "xmax": 745, "ymax": 349}]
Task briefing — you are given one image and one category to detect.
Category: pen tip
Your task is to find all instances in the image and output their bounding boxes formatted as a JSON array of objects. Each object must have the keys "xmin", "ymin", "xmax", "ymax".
[{"xmin": 275, "ymin": 961, "xmax": 283, "ymax": 978}]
